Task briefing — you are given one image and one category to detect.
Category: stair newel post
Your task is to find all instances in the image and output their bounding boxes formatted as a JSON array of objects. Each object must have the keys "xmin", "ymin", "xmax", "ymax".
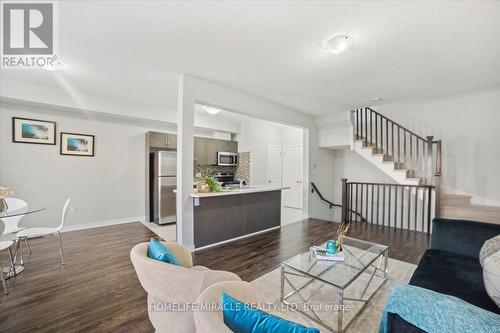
[
  {"xmin": 434, "ymin": 140, "xmax": 442, "ymax": 220},
  {"xmin": 341, "ymin": 178, "xmax": 348, "ymax": 224},
  {"xmin": 425, "ymin": 136, "xmax": 434, "ymax": 185}
]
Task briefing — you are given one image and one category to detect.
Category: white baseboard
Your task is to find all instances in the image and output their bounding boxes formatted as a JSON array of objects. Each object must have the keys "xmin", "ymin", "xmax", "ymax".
[{"xmin": 61, "ymin": 216, "xmax": 145, "ymax": 233}]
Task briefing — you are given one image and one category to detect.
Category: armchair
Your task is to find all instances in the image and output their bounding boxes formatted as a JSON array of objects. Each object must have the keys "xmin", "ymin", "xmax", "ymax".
[{"xmin": 130, "ymin": 241, "xmax": 241, "ymax": 333}]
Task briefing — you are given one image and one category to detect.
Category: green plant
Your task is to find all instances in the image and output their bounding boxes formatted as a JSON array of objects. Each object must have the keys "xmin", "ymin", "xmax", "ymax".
[{"xmin": 204, "ymin": 176, "xmax": 221, "ymax": 192}]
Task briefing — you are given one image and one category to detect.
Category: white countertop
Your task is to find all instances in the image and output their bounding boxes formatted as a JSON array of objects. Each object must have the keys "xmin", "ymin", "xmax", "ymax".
[{"xmin": 189, "ymin": 185, "xmax": 290, "ymax": 198}]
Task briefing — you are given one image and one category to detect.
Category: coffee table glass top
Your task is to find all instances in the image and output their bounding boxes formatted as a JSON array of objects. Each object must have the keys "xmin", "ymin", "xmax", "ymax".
[{"xmin": 282, "ymin": 237, "xmax": 388, "ymax": 289}]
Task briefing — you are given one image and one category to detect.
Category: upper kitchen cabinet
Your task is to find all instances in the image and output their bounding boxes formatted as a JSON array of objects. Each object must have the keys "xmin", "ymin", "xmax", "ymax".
[
  {"xmin": 219, "ymin": 140, "xmax": 238, "ymax": 153},
  {"xmin": 148, "ymin": 131, "xmax": 177, "ymax": 150},
  {"xmin": 194, "ymin": 137, "xmax": 238, "ymax": 165}
]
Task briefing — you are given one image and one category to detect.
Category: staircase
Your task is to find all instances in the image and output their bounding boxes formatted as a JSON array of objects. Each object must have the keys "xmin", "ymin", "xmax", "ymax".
[
  {"xmin": 440, "ymin": 194, "xmax": 500, "ymax": 225},
  {"xmin": 347, "ymin": 107, "xmax": 500, "ymax": 226}
]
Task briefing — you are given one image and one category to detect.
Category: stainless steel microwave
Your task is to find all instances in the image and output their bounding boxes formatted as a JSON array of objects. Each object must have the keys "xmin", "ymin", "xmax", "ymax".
[{"xmin": 217, "ymin": 152, "xmax": 238, "ymax": 166}]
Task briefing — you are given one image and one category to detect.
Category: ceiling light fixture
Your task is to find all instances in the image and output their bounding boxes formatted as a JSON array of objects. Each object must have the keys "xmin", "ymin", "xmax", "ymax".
[
  {"xmin": 323, "ymin": 35, "xmax": 353, "ymax": 55},
  {"xmin": 203, "ymin": 106, "xmax": 221, "ymax": 115}
]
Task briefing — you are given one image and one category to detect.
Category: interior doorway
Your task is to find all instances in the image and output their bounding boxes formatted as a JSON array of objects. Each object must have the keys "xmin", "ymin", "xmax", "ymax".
[{"xmin": 266, "ymin": 141, "xmax": 305, "ymax": 225}]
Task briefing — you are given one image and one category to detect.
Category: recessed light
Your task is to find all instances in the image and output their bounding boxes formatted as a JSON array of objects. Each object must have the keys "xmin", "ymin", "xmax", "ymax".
[
  {"xmin": 203, "ymin": 106, "xmax": 220, "ymax": 115},
  {"xmin": 372, "ymin": 97, "xmax": 382, "ymax": 102},
  {"xmin": 323, "ymin": 35, "xmax": 352, "ymax": 55}
]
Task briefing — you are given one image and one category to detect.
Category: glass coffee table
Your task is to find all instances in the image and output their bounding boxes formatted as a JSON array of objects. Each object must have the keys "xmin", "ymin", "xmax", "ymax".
[{"xmin": 280, "ymin": 237, "xmax": 389, "ymax": 332}]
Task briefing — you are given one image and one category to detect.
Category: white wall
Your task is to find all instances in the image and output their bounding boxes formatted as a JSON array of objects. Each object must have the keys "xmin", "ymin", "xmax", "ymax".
[
  {"xmin": 315, "ymin": 86, "xmax": 500, "ymax": 208},
  {"xmin": 176, "ymin": 75, "xmax": 321, "ymax": 248},
  {"xmin": 236, "ymin": 119, "xmax": 304, "ymax": 186},
  {"xmin": 0, "ymin": 103, "xmax": 175, "ymax": 227},
  {"xmin": 375, "ymin": 87, "xmax": 500, "ymax": 205}
]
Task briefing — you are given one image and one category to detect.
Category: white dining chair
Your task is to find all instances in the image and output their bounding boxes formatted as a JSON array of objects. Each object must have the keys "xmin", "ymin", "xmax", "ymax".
[
  {"xmin": 1, "ymin": 198, "xmax": 28, "ymax": 234},
  {"xmin": 17, "ymin": 199, "xmax": 71, "ymax": 265},
  {"xmin": 0, "ymin": 198, "xmax": 31, "ymax": 253},
  {"xmin": 0, "ymin": 220, "xmax": 15, "ymax": 294}
]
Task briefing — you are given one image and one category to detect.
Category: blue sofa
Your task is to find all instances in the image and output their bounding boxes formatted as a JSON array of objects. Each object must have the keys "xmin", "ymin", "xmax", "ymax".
[{"xmin": 387, "ymin": 218, "xmax": 500, "ymax": 332}]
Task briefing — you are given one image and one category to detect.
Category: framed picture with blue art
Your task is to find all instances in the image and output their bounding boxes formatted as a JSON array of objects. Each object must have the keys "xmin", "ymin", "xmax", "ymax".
[
  {"xmin": 60, "ymin": 132, "xmax": 95, "ymax": 157},
  {"xmin": 12, "ymin": 117, "xmax": 57, "ymax": 145}
]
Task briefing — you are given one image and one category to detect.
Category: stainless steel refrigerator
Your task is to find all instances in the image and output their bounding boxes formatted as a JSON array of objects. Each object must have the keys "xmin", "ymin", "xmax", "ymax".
[{"xmin": 150, "ymin": 151, "xmax": 176, "ymax": 225}]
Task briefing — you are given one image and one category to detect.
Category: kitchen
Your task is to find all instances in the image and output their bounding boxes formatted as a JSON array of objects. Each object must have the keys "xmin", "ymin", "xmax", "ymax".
[{"xmin": 145, "ymin": 105, "xmax": 306, "ymax": 249}]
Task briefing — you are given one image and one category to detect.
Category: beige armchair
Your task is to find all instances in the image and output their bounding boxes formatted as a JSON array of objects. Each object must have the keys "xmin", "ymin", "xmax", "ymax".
[
  {"xmin": 130, "ymin": 241, "xmax": 241, "ymax": 333},
  {"xmin": 194, "ymin": 281, "xmax": 258, "ymax": 333}
]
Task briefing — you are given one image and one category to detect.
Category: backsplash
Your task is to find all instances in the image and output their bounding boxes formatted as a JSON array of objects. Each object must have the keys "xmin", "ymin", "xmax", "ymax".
[
  {"xmin": 235, "ymin": 152, "xmax": 250, "ymax": 184},
  {"xmin": 194, "ymin": 164, "xmax": 236, "ymax": 181}
]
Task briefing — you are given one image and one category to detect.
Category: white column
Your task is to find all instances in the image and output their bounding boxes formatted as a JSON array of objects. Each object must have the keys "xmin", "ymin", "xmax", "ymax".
[{"xmin": 176, "ymin": 74, "xmax": 195, "ymax": 249}]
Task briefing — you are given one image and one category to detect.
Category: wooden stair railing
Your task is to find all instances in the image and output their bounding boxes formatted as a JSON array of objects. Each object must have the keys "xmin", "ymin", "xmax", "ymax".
[
  {"xmin": 353, "ymin": 107, "xmax": 442, "ymax": 186},
  {"xmin": 311, "ymin": 182, "xmax": 365, "ymax": 222},
  {"xmin": 341, "ymin": 178, "xmax": 435, "ymax": 234}
]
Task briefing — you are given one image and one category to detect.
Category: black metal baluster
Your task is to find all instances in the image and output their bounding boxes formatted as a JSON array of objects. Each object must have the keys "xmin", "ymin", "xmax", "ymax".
[
  {"xmin": 370, "ymin": 110, "xmax": 373, "ymax": 146},
  {"xmin": 375, "ymin": 115, "xmax": 378, "ymax": 151},
  {"xmin": 365, "ymin": 108, "xmax": 368, "ymax": 146},
  {"xmin": 416, "ymin": 139, "xmax": 419, "ymax": 177},
  {"xmin": 365, "ymin": 184, "xmax": 369, "ymax": 220},
  {"xmin": 391, "ymin": 123, "xmax": 395, "ymax": 161},
  {"xmin": 360, "ymin": 109, "xmax": 364, "ymax": 141},
  {"xmin": 376, "ymin": 185, "xmax": 380, "ymax": 225},
  {"xmin": 360, "ymin": 184, "xmax": 364, "ymax": 222},
  {"xmin": 398, "ymin": 127, "xmax": 401, "ymax": 165},
  {"xmin": 400, "ymin": 187, "xmax": 405, "ymax": 229},
  {"xmin": 371, "ymin": 185, "xmax": 374, "ymax": 223},
  {"xmin": 410, "ymin": 135, "xmax": 413, "ymax": 176},
  {"xmin": 403, "ymin": 130, "xmax": 407, "ymax": 168},
  {"xmin": 388, "ymin": 185, "xmax": 392, "ymax": 227},
  {"xmin": 407, "ymin": 186, "xmax": 411, "ymax": 230},
  {"xmin": 355, "ymin": 110, "xmax": 359, "ymax": 139},
  {"xmin": 382, "ymin": 185, "xmax": 386, "ymax": 226},
  {"xmin": 421, "ymin": 186, "xmax": 426, "ymax": 232},
  {"xmin": 414, "ymin": 187, "xmax": 419, "ymax": 231},
  {"xmin": 354, "ymin": 183, "xmax": 358, "ymax": 222},
  {"xmin": 394, "ymin": 185, "xmax": 398, "ymax": 228},
  {"xmin": 427, "ymin": 187, "xmax": 432, "ymax": 234},
  {"xmin": 386, "ymin": 120, "xmax": 389, "ymax": 157},
  {"xmin": 350, "ymin": 183, "xmax": 354, "ymax": 222}
]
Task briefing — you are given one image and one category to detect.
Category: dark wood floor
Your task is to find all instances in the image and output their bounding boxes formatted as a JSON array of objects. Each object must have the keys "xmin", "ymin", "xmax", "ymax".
[
  {"xmin": 193, "ymin": 218, "xmax": 430, "ymax": 281},
  {"xmin": 0, "ymin": 219, "xmax": 430, "ymax": 332}
]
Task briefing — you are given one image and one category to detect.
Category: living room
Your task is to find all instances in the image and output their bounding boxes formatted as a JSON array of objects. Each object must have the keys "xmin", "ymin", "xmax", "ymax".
[{"xmin": 0, "ymin": 1, "xmax": 499, "ymax": 332}]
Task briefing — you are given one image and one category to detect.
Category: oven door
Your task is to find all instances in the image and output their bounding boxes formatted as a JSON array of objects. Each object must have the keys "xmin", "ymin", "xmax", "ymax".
[{"xmin": 217, "ymin": 152, "xmax": 238, "ymax": 166}]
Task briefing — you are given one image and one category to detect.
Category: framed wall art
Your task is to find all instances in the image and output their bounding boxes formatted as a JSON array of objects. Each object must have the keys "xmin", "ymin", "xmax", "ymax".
[
  {"xmin": 12, "ymin": 117, "xmax": 57, "ymax": 145},
  {"xmin": 60, "ymin": 132, "xmax": 95, "ymax": 157}
]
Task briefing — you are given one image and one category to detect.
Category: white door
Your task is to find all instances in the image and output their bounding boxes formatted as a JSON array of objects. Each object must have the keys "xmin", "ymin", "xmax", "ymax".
[
  {"xmin": 283, "ymin": 145, "xmax": 303, "ymax": 209},
  {"xmin": 266, "ymin": 144, "xmax": 282, "ymax": 186}
]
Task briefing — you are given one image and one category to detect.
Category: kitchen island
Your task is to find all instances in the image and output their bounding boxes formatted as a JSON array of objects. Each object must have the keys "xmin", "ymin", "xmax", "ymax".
[{"xmin": 191, "ymin": 186, "xmax": 288, "ymax": 249}]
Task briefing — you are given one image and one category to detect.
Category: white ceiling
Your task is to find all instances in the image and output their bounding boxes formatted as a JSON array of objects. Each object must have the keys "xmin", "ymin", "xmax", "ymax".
[{"xmin": 2, "ymin": 1, "xmax": 500, "ymax": 117}]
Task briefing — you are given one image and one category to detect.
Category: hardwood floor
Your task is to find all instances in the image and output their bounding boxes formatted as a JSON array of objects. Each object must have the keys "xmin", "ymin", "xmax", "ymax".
[
  {"xmin": 0, "ymin": 222, "xmax": 156, "ymax": 333},
  {"xmin": 193, "ymin": 218, "xmax": 430, "ymax": 281},
  {"xmin": 0, "ymin": 219, "xmax": 430, "ymax": 332}
]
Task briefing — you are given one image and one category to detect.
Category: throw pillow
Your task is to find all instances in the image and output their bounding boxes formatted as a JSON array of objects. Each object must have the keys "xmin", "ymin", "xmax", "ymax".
[
  {"xmin": 479, "ymin": 234, "xmax": 500, "ymax": 267},
  {"xmin": 483, "ymin": 250, "xmax": 500, "ymax": 308},
  {"xmin": 222, "ymin": 293, "xmax": 319, "ymax": 333},
  {"xmin": 147, "ymin": 239, "xmax": 180, "ymax": 265}
]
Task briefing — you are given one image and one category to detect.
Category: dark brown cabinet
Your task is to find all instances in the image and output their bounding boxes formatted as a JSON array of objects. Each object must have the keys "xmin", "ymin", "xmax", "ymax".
[
  {"xmin": 194, "ymin": 137, "xmax": 238, "ymax": 165},
  {"xmin": 194, "ymin": 191, "xmax": 281, "ymax": 248},
  {"xmin": 149, "ymin": 132, "xmax": 177, "ymax": 149}
]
